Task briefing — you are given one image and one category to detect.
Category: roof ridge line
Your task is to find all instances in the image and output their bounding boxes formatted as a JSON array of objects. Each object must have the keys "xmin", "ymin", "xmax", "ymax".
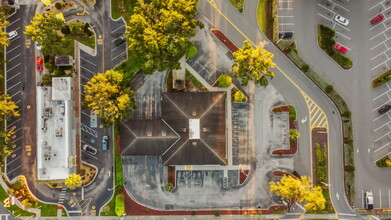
[
  {"xmin": 163, "ymin": 139, "xmax": 188, "ymax": 165},
  {"xmin": 161, "ymin": 119, "xmax": 181, "ymax": 156},
  {"xmin": 199, "ymin": 92, "xmax": 225, "ymax": 119},
  {"xmin": 120, "ymin": 121, "xmax": 139, "ymax": 154},
  {"xmin": 164, "ymin": 93, "xmax": 189, "ymax": 119},
  {"xmin": 200, "ymin": 139, "xmax": 227, "ymax": 165}
]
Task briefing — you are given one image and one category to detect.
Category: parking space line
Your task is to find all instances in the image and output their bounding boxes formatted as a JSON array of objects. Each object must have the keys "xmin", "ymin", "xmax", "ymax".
[
  {"xmin": 7, "ymin": 63, "xmax": 21, "ymax": 72},
  {"xmin": 14, "ymin": 99, "xmax": 21, "ymax": 105},
  {"xmin": 373, "ymin": 91, "xmax": 387, "ymax": 101},
  {"xmin": 7, "ymin": 119, "xmax": 20, "ymax": 128},
  {"xmin": 112, "ymin": 51, "xmax": 126, "ymax": 61},
  {"xmin": 369, "ymin": 2, "xmax": 382, "ymax": 11},
  {"xmin": 371, "ymin": 52, "xmax": 385, "ymax": 61},
  {"xmin": 8, "ymin": 18, "xmax": 20, "ymax": 26},
  {"xmin": 386, "ymin": 63, "xmax": 390, "ymax": 69},
  {"xmin": 82, "ymin": 152, "xmax": 98, "ymax": 160},
  {"xmin": 14, "ymin": 27, "xmax": 20, "ymax": 31},
  {"xmin": 9, "ymin": 36, "xmax": 20, "ymax": 43},
  {"xmin": 7, "ymin": 72, "xmax": 21, "ymax": 81},
  {"xmin": 80, "ymin": 74, "xmax": 90, "ymax": 82},
  {"xmin": 374, "ymin": 121, "xmax": 390, "ymax": 132},
  {"xmin": 7, "ymin": 81, "xmax": 21, "ymax": 91},
  {"xmin": 111, "ymin": 25, "xmax": 125, "ymax": 34},
  {"xmin": 373, "ymin": 100, "xmax": 391, "ymax": 111},
  {"xmin": 374, "ymin": 143, "xmax": 390, "ymax": 153},
  {"xmin": 334, "ymin": 23, "xmax": 350, "ymax": 32},
  {"xmin": 336, "ymin": 42, "xmax": 351, "ymax": 51},
  {"xmin": 10, "ymin": 91, "xmax": 21, "ymax": 98},
  {"xmin": 335, "ymin": 31, "xmax": 351, "ymax": 40},
  {"xmin": 317, "ymin": 3, "xmax": 334, "ymax": 14},
  {"xmin": 375, "ymin": 130, "xmax": 391, "ymax": 142},
  {"xmin": 80, "ymin": 57, "xmax": 97, "ymax": 67},
  {"xmin": 6, "ymin": 45, "xmax": 20, "ymax": 54},
  {"xmin": 8, "ymin": 54, "xmax": 20, "ymax": 62},
  {"xmin": 370, "ymin": 31, "xmax": 387, "ymax": 41},
  {"xmin": 6, "ymin": 165, "xmax": 21, "ymax": 175},
  {"xmin": 111, "ymin": 45, "xmax": 123, "ymax": 52},
  {"xmin": 372, "ymin": 59, "xmax": 389, "ymax": 70},
  {"xmin": 82, "ymin": 111, "xmax": 92, "ymax": 119},
  {"xmin": 80, "ymin": 66, "xmax": 96, "ymax": 75},
  {"xmin": 333, "ymin": 1, "xmax": 349, "ymax": 12},
  {"xmin": 374, "ymin": 113, "xmax": 388, "ymax": 121},
  {"xmin": 317, "ymin": 12, "xmax": 331, "ymax": 21}
]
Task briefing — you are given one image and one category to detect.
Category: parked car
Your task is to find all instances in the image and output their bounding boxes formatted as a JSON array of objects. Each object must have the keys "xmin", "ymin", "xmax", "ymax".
[
  {"xmin": 36, "ymin": 57, "xmax": 43, "ymax": 71},
  {"xmin": 334, "ymin": 44, "xmax": 347, "ymax": 54},
  {"xmin": 114, "ymin": 37, "xmax": 125, "ymax": 46},
  {"xmin": 371, "ymin": 14, "xmax": 384, "ymax": 24},
  {"xmin": 279, "ymin": 32, "xmax": 293, "ymax": 39},
  {"xmin": 334, "ymin": 15, "xmax": 349, "ymax": 26},
  {"xmin": 378, "ymin": 104, "xmax": 391, "ymax": 114},
  {"xmin": 8, "ymin": 31, "xmax": 18, "ymax": 40},
  {"xmin": 364, "ymin": 191, "xmax": 373, "ymax": 210},
  {"xmin": 102, "ymin": 136, "xmax": 109, "ymax": 150},
  {"xmin": 36, "ymin": 41, "xmax": 42, "ymax": 51},
  {"xmin": 82, "ymin": 144, "xmax": 97, "ymax": 155}
]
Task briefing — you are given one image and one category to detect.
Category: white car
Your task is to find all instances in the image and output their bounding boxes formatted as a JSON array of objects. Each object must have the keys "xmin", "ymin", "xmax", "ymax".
[
  {"xmin": 364, "ymin": 191, "xmax": 373, "ymax": 210},
  {"xmin": 8, "ymin": 31, "xmax": 18, "ymax": 40},
  {"xmin": 334, "ymin": 15, "xmax": 349, "ymax": 26},
  {"xmin": 36, "ymin": 42, "xmax": 42, "ymax": 50}
]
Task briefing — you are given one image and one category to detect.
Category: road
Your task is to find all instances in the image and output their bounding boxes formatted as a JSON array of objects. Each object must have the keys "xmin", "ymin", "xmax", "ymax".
[{"xmin": 198, "ymin": 0, "xmax": 356, "ymax": 217}]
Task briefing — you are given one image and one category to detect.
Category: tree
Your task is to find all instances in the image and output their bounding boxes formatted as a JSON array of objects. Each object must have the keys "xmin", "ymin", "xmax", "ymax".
[
  {"xmin": 125, "ymin": 0, "xmax": 204, "ymax": 74},
  {"xmin": 232, "ymin": 40, "xmax": 275, "ymax": 86},
  {"xmin": 0, "ymin": 4, "xmax": 11, "ymax": 48},
  {"xmin": 65, "ymin": 174, "xmax": 82, "ymax": 189},
  {"xmin": 269, "ymin": 175, "xmax": 326, "ymax": 211},
  {"xmin": 289, "ymin": 129, "xmax": 300, "ymax": 141},
  {"xmin": 69, "ymin": 22, "xmax": 85, "ymax": 35},
  {"xmin": 217, "ymin": 73, "xmax": 232, "ymax": 87},
  {"xmin": 24, "ymin": 12, "xmax": 70, "ymax": 56},
  {"xmin": 0, "ymin": 129, "xmax": 15, "ymax": 157},
  {"xmin": 83, "ymin": 70, "xmax": 136, "ymax": 126},
  {"xmin": 0, "ymin": 94, "xmax": 20, "ymax": 121}
]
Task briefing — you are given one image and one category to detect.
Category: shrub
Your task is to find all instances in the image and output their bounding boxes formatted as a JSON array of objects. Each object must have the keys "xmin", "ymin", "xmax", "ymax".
[
  {"xmin": 55, "ymin": 2, "xmax": 62, "ymax": 9},
  {"xmin": 332, "ymin": 53, "xmax": 353, "ymax": 69},
  {"xmin": 233, "ymin": 90, "xmax": 246, "ymax": 102},
  {"xmin": 344, "ymin": 165, "xmax": 355, "ymax": 172},
  {"xmin": 164, "ymin": 183, "xmax": 174, "ymax": 192},
  {"xmin": 191, "ymin": 211, "xmax": 196, "ymax": 216},
  {"xmin": 80, "ymin": 169, "xmax": 86, "ymax": 176},
  {"xmin": 292, "ymin": 48, "xmax": 298, "ymax": 53},
  {"xmin": 345, "ymin": 137, "xmax": 353, "ymax": 144},
  {"xmin": 342, "ymin": 111, "xmax": 351, "ymax": 117},
  {"xmin": 301, "ymin": 64, "xmax": 310, "ymax": 72},
  {"xmin": 13, "ymin": 181, "xmax": 22, "ymax": 190},
  {"xmin": 186, "ymin": 44, "xmax": 198, "ymax": 59},
  {"xmin": 217, "ymin": 73, "xmax": 232, "ymax": 87},
  {"xmin": 61, "ymin": 26, "xmax": 71, "ymax": 35},
  {"xmin": 325, "ymin": 85, "xmax": 333, "ymax": 93},
  {"xmin": 288, "ymin": 105, "xmax": 296, "ymax": 120},
  {"xmin": 145, "ymin": 208, "xmax": 149, "ymax": 212},
  {"xmin": 42, "ymin": 74, "xmax": 52, "ymax": 86},
  {"xmin": 285, "ymin": 47, "xmax": 292, "ymax": 53},
  {"xmin": 214, "ymin": 211, "xmax": 220, "ymax": 216},
  {"xmin": 115, "ymin": 194, "xmax": 125, "ymax": 216},
  {"xmin": 268, "ymin": 17, "xmax": 274, "ymax": 24},
  {"xmin": 376, "ymin": 156, "xmax": 391, "ymax": 167}
]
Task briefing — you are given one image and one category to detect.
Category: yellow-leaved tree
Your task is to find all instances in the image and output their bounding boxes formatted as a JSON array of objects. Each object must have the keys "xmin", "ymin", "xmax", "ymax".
[
  {"xmin": 83, "ymin": 70, "xmax": 136, "ymax": 126},
  {"xmin": 65, "ymin": 174, "xmax": 82, "ymax": 190},
  {"xmin": 0, "ymin": 94, "xmax": 19, "ymax": 157},
  {"xmin": 232, "ymin": 40, "xmax": 275, "ymax": 87},
  {"xmin": 269, "ymin": 175, "xmax": 326, "ymax": 211}
]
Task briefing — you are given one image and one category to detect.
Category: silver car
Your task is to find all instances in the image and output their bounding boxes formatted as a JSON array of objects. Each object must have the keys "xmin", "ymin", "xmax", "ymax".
[
  {"xmin": 82, "ymin": 144, "xmax": 97, "ymax": 155},
  {"xmin": 334, "ymin": 15, "xmax": 349, "ymax": 26},
  {"xmin": 8, "ymin": 31, "xmax": 18, "ymax": 40}
]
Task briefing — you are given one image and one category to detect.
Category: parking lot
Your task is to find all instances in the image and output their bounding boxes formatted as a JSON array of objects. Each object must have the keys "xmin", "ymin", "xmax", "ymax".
[
  {"xmin": 5, "ymin": 10, "xmax": 28, "ymax": 181},
  {"xmin": 316, "ymin": 0, "xmax": 351, "ymax": 55},
  {"xmin": 277, "ymin": 0, "xmax": 294, "ymax": 36},
  {"xmin": 370, "ymin": 0, "xmax": 391, "ymax": 166}
]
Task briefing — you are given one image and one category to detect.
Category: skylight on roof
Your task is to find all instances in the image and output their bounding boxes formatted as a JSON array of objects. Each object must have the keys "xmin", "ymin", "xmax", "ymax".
[{"xmin": 189, "ymin": 119, "xmax": 200, "ymax": 139}]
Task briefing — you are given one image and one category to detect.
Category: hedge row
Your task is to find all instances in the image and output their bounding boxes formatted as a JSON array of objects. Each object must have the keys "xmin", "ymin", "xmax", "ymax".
[
  {"xmin": 372, "ymin": 69, "xmax": 391, "ymax": 88},
  {"xmin": 277, "ymin": 39, "xmax": 355, "ymax": 205}
]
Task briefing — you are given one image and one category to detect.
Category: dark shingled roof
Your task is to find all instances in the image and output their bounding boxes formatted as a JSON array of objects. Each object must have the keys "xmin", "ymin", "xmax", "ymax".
[{"xmin": 120, "ymin": 92, "xmax": 227, "ymax": 165}]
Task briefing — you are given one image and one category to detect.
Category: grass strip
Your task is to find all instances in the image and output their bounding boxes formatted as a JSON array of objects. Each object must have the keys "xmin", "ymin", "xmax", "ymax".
[
  {"xmin": 257, "ymin": 0, "xmax": 266, "ymax": 35},
  {"xmin": 229, "ymin": 0, "xmax": 244, "ymax": 12}
]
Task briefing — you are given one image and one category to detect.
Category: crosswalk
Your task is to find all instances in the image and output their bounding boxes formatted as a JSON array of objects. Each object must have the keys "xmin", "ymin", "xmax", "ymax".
[{"xmin": 58, "ymin": 188, "xmax": 67, "ymax": 207}]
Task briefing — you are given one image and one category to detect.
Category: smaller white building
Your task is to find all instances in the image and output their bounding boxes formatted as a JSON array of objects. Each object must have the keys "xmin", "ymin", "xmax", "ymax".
[{"xmin": 37, "ymin": 77, "xmax": 75, "ymax": 180}]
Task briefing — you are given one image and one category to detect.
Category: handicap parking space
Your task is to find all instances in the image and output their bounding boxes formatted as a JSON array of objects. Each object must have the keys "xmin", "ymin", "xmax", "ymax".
[{"xmin": 277, "ymin": 0, "xmax": 294, "ymax": 36}]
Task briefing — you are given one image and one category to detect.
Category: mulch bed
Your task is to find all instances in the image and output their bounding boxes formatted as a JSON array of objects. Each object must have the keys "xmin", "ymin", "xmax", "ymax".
[
  {"xmin": 211, "ymin": 29, "xmax": 239, "ymax": 53},
  {"xmin": 272, "ymin": 170, "xmax": 294, "ymax": 178},
  {"xmin": 123, "ymin": 187, "xmax": 285, "ymax": 215},
  {"xmin": 239, "ymin": 170, "xmax": 250, "ymax": 184},
  {"xmin": 271, "ymin": 106, "xmax": 298, "ymax": 155},
  {"xmin": 311, "ymin": 128, "xmax": 328, "ymax": 185},
  {"xmin": 265, "ymin": 0, "xmax": 273, "ymax": 40},
  {"xmin": 167, "ymin": 166, "xmax": 176, "ymax": 187}
]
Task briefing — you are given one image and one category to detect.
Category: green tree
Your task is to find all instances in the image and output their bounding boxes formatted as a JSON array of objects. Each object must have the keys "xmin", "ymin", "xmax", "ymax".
[
  {"xmin": 24, "ymin": 12, "xmax": 70, "ymax": 56},
  {"xmin": 217, "ymin": 73, "xmax": 232, "ymax": 87},
  {"xmin": 289, "ymin": 129, "xmax": 300, "ymax": 141},
  {"xmin": 65, "ymin": 174, "xmax": 82, "ymax": 189},
  {"xmin": 125, "ymin": 0, "xmax": 204, "ymax": 74},
  {"xmin": 69, "ymin": 22, "xmax": 85, "ymax": 35},
  {"xmin": 232, "ymin": 40, "xmax": 275, "ymax": 86},
  {"xmin": 83, "ymin": 70, "xmax": 136, "ymax": 126},
  {"xmin": 0, "ymin": 128, "xmax": 15, "ymax": 157}
]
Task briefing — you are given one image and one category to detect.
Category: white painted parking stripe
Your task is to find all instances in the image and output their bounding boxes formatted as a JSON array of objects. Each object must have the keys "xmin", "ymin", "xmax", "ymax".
[
  {"xmin": 7, "ymin": 72, "xmax": 21, "ymax": 81},
  {"xmin": 8, "ymin": 54, "xmax": 20, "ymax": 62},
  {"xmin": 80, "ymin": 66, "xmax": 96, "ymax": 75},
  {"xmin": 10, "ymin": 91, "xmax": 21, "ymax": 98},
  {"xmin": 374, "ymin": 121, "xmax": 390, "ymax": 132},
  {"xmin": 14, "ymin": 100, "xmax": 21, "ymax": 105},
  {"xmin": 317, "ymin": 3, "xmax": 333, "ymax": 13},
  {"xmin": 370, "ymin": 41, "xmax": 386, "ymax": 51},
  {"xmin": 111, "ymin": 45, "xmax": 123, "ymax": 52},
  {"xmin": 369, "ymin": 2, "xmax": 382, "ymax": 11},
  {"xmin": 371, "ymin": 52, "xmax": 384, "ymax": 61},
  {"xmin": 335, "ymin": 31, "xmax": 351, "ymax": 40},
  {"xmin": 373, "ymin": 100, "xmax": 391, "ymax": 111},
  {"xmin": 317, "ymin": 12, "xmax": 332, "ymax": 21},
  {"xmin": 375, "ymin": 130, "xmax": 391, "ymax": 142},
  {"xmin": 333, "ymin": 1, "xmax": 349, "ymax": 12},
  {"xmin": 6, "ymin": 45, "xmax": 20, "ymax": 54},
  {"xmin": 373, "ymin": 92, "xmax": 387, "ymax": 101},
  {"xmin": 372, "ymin": 59, "xmax": 389, "ymax": 70},
  {"xmin": 370, "ymin": 31, "xmax": 386, "ymax": 41},
  {"xmin": 8, "ymin": 18, "xmax": 20, "ymax": 26},
  {"xmin": 111, "ymin": 25, "xmax": 125, "ymax": 34},
  {"xmin": 82, "ymin": 111, "xmax": 91, "ymax": 118},
  {"xmin": 112, "ymin": 51, "xmax": 126, "ymax": 61},
  {"xmin": 374, "ymin": 143, "xmax": 390, "ymax": 153},
  {"xmin": 80, "ymin": 57, "xmax": 97, "ymax": 66},
  {"xmin": 7, "ymin": 81, "xmax": 21, "ymax": 91},
  {"xmin": 6, "ymin": 63, "xmax": 21, "ymax": 72},
  {"xmin": 374, "ymin": 112, "xmax": 388, "ymax": 122},
  {"xmin": 334, "ymin": 22, "xmax": 350, "ymax": 32}
]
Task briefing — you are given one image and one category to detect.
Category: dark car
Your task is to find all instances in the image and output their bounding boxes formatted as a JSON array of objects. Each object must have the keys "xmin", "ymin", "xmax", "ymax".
[
  {"xmin": 102, "ymin": 136, "xmax": 108, "ymax": 150},
  {"xmin": 279, "ymin": 32, "xmax": 293, "ymax": 39},
  {"xmin": 82, "ymin": 144, "xmax": 97, "ymax": 155},
  {"xmin": 371, "ymin": 14, "xmax": 384, "ymax": 24},
  {"xmin": 114, "ymin": 37, "xmax": 125, "ymax": 46},
  {"xmin": 378, "ymin": 104, "xmax": 391, "ymax": 114}
]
